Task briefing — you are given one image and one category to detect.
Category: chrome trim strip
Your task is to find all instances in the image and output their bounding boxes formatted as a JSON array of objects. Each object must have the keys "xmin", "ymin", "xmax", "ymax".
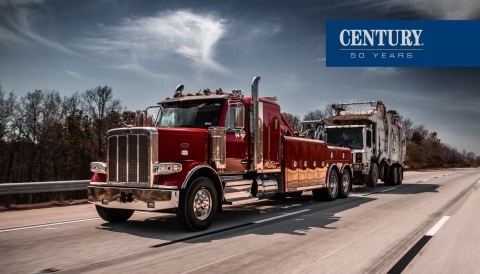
[
  {"xmin": 256, "ymin": 168, "xmax": 281, "ymax": 173},
  {"xmin": 181, "ymin": 164, "xmax": 218, "ymax": 189},
  {"xmin": 115, "ymin": 136, "xmax": 119, "ymax": 182},
  {"xmin": 287, "ymin": 185, "xmax": 326, "ymax": 192},
  {"xmin": 136, "ymin": 134, "xmax": 139, "ymax": 182},
  {"xmin": 126, "ymin": 135, "xmax": 129, "ymax": 183},
  {"xmin": 152, "ymin": 185, "xmax": 178, "ymax": 190}
]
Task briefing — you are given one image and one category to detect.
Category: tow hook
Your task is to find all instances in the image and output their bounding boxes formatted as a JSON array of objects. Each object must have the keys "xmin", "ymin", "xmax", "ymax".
[{"xmin": 119, "ymin": 192, "xmax": 134, "ymax": 203}]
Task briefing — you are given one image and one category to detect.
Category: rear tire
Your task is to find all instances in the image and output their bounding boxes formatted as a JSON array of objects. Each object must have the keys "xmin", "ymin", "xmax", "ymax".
[
  {"xmin": 338, "ymin": 169, "xmax": 351, "ymax": 198},
  {"xmin": 386, "ymin": 166, "xmax": 399, "ymax": 186},
  {"xmin": 398, "ymin": 167, "xmax": 403, "ymax": 185},
  {"xmin": 95, "ymin": 205, "xmax": 134, "ymax": 223},
  {"xmin": 319, "ymin": 169, "xmax": 339, "ymax": 201},
  {"xmin": 177, "ymin": 177, "xmax": 218, "ymax": 231}
]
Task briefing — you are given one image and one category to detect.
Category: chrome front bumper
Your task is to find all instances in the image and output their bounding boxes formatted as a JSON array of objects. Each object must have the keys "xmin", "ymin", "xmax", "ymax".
[{"xmin": 88, "ymin": 185, "xmax": 179, "ymax": 211}]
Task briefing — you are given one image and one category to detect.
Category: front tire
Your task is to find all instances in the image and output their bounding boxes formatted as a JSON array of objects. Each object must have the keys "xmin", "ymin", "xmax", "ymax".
[
  {"xmin": 177, "ymin": 177, "xmax": 218, "ymax": 231},
  {"xmin": 338, "ymin": 169, "xmax": 351, "ymax": 198},
  {"xmin": 365, "ymin": 163, "xmax": 379, "ymax": 187},
  {"xmin": 95, "ymin": 205, "xmax": 134, "ymax": 223}
]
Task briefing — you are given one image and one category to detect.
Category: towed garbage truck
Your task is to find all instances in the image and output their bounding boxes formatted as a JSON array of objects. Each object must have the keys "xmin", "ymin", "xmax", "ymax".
[{"xmin": 300, "ymin": 101, "xmax": 406, "ymax": 187}]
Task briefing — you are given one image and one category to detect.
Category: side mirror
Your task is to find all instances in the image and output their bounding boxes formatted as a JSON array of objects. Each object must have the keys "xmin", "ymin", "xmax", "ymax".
[{"xmin": 234, "ymin": 105, "xmax": 245, "ymax": 129}]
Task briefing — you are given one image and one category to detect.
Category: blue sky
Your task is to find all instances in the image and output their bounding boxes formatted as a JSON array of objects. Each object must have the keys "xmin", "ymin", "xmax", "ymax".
[{"xmin": 0, "ymin": 0, "xmax": 479, "ymax": 154}]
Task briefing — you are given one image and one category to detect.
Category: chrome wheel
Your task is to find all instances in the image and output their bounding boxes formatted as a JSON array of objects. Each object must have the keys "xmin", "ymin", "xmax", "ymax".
[
  {"xmin": 342, "ymin": 173, "xmax": 349, "ymax": 194},
  {"xmin": 329, "ymin": 173, "xmax": 338, "ymax": 197},
  {"xmin": 193, "ymin": 188, "xmax": 212, "ymax": 221}
]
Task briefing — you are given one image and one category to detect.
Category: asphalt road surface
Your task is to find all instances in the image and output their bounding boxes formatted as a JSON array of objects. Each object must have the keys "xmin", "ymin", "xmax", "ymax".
[{"xmin": 0, "ymin": 168, "xmax": 479, "ymax": 274}]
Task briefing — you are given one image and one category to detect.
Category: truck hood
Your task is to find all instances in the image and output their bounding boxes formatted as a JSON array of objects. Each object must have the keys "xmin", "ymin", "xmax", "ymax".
[{"xmin": 156, "ymin": 128, "xmax": 209, "ymax": 163}]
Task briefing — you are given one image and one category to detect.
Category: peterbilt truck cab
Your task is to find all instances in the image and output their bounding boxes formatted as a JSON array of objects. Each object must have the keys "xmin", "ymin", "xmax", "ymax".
[{"xmin": 88, "ymin": 76, "xmax": 353, "ymax": 231}]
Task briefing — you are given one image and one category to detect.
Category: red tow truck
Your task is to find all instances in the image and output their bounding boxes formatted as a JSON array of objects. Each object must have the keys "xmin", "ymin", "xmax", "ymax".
[{"xmin": 88, "ymin": 76, "xmax": 353, "ymax": 231}]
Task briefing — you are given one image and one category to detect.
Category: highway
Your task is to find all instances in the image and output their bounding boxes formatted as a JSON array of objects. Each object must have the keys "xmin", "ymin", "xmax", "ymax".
[{"xmin": 1, "ymin": 168, "xmax": 479, "ymax": 274}]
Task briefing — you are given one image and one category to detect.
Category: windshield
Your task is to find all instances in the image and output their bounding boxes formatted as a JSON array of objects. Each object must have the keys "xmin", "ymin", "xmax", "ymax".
[
  {"xmin": 156, "ymin": 100, "xmax": 224, "ymax": 128},
  {"xmin": 326, "ymin": 127, "xmax": 363, "ymax": 149}
]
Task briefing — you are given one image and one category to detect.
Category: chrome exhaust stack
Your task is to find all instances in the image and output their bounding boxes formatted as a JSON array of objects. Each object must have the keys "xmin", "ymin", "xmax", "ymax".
[{"xmin": 251, "ymin": 76, "xmax": 263, "ymax": 172}]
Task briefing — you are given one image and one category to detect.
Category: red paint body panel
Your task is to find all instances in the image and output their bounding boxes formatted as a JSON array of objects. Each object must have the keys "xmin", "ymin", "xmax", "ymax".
[
  {"xmin": 156, "ymin": 128, "xmax": 209, "ymax": 164},
  {"xmin": 154, "ymin": 128, "xmax": 209, "ymax": 188},
  {"xmin": 282, "ymin": 137, "xmax": 351, "ymax": 191},
  {"xmin": 155, "ymin": 161, "xmax": 218, "ymax": 188}
]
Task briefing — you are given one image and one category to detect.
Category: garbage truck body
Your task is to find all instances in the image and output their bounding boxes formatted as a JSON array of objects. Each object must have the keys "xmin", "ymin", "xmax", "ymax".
[{"xmin": 323, "ymin": 101, "xmax": 406, "ymax": 187}]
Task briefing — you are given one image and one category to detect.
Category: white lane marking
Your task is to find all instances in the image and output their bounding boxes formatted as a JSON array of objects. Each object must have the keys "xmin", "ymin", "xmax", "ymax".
[
  {"xmin": 380, "ymin": 188, "xmax": 396, "ymax": 193},
  {"xmin": 425, "ymin": 216, "xmax": 450, "ymax": 236},
  {"xmin": 253, "ymin": 209, "xmax": 311, "ymax": 224},
  {"xmin": 0, "ymin": 217, "xmax": 101, "ymax": 233},
  {"xmin": 183, "ymin": 253, "xmax": 241, "ymax": 273},
  {"xmin": 0, "ymin": 211, "xmax": 152, "ymax": 233}
]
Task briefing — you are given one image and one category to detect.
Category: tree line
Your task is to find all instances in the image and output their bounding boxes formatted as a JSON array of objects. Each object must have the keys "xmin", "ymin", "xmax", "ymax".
[{"xmin": 0, "ymin": 86, "xmax": 135, "ymax": 184}]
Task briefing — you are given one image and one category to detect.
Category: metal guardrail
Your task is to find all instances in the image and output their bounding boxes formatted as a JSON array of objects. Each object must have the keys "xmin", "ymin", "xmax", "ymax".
[
  {"xmin": 0, "ymin": 180, "xmax": 90, "ymax": 195},
  {"xmin": 0, "ymin": 180, "xmax": 90, "ymax": 208}
]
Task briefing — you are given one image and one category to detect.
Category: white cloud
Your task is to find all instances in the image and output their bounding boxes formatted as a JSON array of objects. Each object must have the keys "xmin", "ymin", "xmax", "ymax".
[
  {"xmin": 363, "ymin": 67, "xmax": 404, "ymax": 76},
  {"xmin": 0, "ymin": 0, "xmax": 44, "ymax": 7},
  {"xmin": 353, "ymin": 0, "xmax": 480, "ymax": 19},
  {"xmin": 75, "ymin": 10, "xmax": 229, "ymax": 74},
  {"xmin": 65, "ymin": 69, "xmax": 84, "ymax": 80},
  {"xmin": 110, "ymin": 63, "xmax": 174, "ymax": 81},
  {"xmin": 0, "ymin": 0, "xmax": 75, "ymax": 54},
  {"xmin": 249, "ymin": 22, "xmax": 282, "ymax": 38},
  {"xmin": 395, "ymin": 0, "xmax": 480, "ymax": 19}
]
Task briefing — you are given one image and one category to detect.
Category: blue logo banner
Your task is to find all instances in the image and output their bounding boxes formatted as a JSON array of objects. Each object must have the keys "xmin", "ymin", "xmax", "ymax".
[{"xmin": 326, "ymin": 20, "xmax": 480, "ymax": 67}]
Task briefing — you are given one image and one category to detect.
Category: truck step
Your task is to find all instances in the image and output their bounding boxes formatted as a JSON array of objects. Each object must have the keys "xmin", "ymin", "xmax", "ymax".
[
  {"xmin": 223, "ymin": 179, "xmax": 255, "ymax": 205},
  {"xmin": 221, "ymin": 175, "xmax": 244, "ymax": 182},
  {"xmin": 224, "ymin": 197, "xmax": 259, "ymax": 206},
  {"xmin": 223, "ymin": 179, "xmax": 253, "ymax": 187}
]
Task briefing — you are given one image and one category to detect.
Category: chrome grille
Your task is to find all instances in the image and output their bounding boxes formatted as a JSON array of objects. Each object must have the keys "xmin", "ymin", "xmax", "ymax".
[{"xmin": 108, "ymin": 133, "xmax": 151, "ymax": 184}]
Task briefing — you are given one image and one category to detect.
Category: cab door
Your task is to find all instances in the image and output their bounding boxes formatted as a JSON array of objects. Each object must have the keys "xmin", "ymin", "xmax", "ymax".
[
  {"xmin": 268, "ymin": 113, "xmax": 281, "ymax": 166},
  {"xmin": 225, "ymin": 102, "xmax": 249, "ymax": 173}
]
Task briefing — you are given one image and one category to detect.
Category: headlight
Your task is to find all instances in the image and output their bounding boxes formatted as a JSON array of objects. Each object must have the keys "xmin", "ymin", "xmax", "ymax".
[
  {"xmin": 152, "ymin": 162, "xmax": 182, "ymax": 175},
  {"xmin": 90, "ymin": 162, "xmax": 106, "ymax": 174}
]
